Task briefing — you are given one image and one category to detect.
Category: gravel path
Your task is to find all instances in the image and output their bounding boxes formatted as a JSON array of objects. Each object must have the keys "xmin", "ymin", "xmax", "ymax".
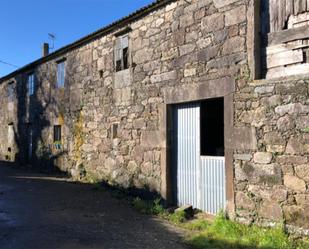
[{"xmin": 0, "ymin": 163, "xmax": 189, "ymax": 249}]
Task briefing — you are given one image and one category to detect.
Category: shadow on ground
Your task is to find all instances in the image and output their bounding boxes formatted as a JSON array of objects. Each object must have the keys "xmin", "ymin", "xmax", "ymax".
[{"xmin": 0, "ymin": 161, "xmax": 283, "ymax": 249}]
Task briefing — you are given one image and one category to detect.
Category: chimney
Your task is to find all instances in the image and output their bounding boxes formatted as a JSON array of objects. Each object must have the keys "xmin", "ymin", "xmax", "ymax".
[{"xmin": 42, "ymin": 43, "xmax": 49, "ymax": 57}]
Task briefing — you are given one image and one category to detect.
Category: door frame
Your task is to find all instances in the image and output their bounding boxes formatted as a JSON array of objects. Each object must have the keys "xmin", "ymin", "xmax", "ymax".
[{"xmin": 160, "ymin": 77, "xmax": 235, "ymax": 216}]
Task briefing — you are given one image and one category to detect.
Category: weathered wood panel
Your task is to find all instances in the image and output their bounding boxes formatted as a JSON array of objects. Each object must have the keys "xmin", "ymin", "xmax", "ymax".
[
  {"xmin": 286, "ymin": 0, "xmax": 294, "ymax": 17},
  {"xmin": 267, "ymin": 25, "xmax": 309, "ymax": 45},
  {"xmin": 266, "ymin": 63, "xmax": 309, "ymax": 78},
  {"xmin": 266, "ymin": 49, "xmax": 303, "ymax": 68},
  {"xmin": 268, "ymin": 0, "xmax": 309, "ymax": 32},
  {"xmin": 266, "ymin": 43, "xmax": 309, "ymax": 55}
]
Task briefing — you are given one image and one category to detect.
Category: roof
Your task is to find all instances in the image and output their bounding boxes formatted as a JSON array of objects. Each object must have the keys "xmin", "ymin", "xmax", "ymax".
[{"xmin": 0, "ymin": 0, "xmax": 175, "ymax": 83}]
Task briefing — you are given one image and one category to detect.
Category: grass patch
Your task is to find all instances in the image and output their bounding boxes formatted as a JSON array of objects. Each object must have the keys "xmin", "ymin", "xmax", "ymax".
[
  {"xmin": 129, "ymin": 198, "xmax": 309, "ymax": 249},
  {"xmin": 132, "ymin": 197, "xmax": 166, "ymax": 215},
  {"xmin": 169, "ymin": 210, "xmax": 187, "ymax": 224},
  {"xmin": 90, "ymin": 184, "xmax": 309, "ymax": 249},
  {"xmin": 186, "ymin": 213, "xmax": 308, "ymax": 249},
  {"xmin": 182, "ymin": 219, "xmax": 209, "ymax": 231}
]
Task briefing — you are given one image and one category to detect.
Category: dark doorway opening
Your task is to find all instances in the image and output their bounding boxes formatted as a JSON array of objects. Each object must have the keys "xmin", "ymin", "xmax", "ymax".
[{"xmin": 200, "ymin": 98, "xmax": 224, "ymax": 157}]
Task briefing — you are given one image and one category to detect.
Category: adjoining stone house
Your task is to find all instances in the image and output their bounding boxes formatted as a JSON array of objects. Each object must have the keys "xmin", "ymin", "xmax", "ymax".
[{"xmin": 0, "ymin": 0, "xmax": 309, "ymax": 233}]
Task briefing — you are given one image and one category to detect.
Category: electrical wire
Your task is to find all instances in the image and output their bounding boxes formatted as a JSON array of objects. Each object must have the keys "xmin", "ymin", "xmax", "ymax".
[{"xmin": 0, "ymin": 60, "xmax": 19, "ymax": 68}]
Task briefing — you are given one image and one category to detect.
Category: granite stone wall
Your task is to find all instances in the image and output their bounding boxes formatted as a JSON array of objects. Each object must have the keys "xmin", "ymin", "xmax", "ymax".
[
  {"xmin": 234, "ymin": 78, "xmax": 309, "ymax": 233},
  {"xmin": 0, "ymin": 0, "xmax": 308, "ymax": 233}
]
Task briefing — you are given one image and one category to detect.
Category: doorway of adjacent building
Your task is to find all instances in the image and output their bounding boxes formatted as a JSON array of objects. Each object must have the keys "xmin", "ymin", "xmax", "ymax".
[{"xmin": 172, "ymin": 98, "xmax": 226, "ymax": 214}]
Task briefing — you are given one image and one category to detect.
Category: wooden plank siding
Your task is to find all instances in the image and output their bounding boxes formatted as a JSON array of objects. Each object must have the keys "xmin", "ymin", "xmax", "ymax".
[
  {"xmin": 269, "ymin": 0, "xmax": 309, "ymax": 32},
  {"xmin": 261, "ymin": 1, "xmax": 309, "ymax": 78},
  {"xmin": 267, "ymin": 25, "xmax": 309, "ymax": 45},
  {"xmin": 265, "ymin": 49, "xmax": 303, "ymax": 68}
]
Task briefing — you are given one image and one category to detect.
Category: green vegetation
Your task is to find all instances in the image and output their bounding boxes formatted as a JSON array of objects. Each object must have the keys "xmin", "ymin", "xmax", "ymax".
[
  {"xmin": 132, "ymin": 197, "xmax": 165, "ymax": 215},
  {"xmin": 129, "ymin": 198, "xmax": 309, "ymax": 249},
  {"xmin": 302, "ymin": 127, "xmax": 309, "ymax": 133},
  {"xmin": 187, "ymin": 213, "xmax": 292, "ymax": 249},
  {"xmin": 90, "ymin": 185, "xmax": 309, "ymax": 249}
]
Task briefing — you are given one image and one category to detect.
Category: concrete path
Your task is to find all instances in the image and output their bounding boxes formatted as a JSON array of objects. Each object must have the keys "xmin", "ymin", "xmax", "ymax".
[{"xmin": 0, "ymin": 163, "xmax": 189, "ymax": 249}]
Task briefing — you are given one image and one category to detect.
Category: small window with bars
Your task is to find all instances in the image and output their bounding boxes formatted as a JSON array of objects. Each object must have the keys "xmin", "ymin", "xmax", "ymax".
[
  {"xmin": 57, "ymin": 61, "xmax": 65, "ymax": 88},
  {"xmin": 27, "ymin": 73, "xmax": 35, "ymax": 96},
  {"xmin": 53, "ymin": 125, "xmax": 62, "ymax": 142},
  {"xmin": 115, "ymin": 35, "xmax": 129, "ymax": 72}
]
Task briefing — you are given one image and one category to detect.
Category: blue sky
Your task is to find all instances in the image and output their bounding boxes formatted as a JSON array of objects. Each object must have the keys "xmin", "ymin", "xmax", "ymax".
[{"xmin": 0, "ymin": 0, "xmax": 154, "ymax": 77}]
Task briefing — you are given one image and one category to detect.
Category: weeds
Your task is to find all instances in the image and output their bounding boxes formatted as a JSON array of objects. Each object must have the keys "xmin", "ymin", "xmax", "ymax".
[
  {"xmin": 130, "ymin": 198, "xmax": 309, "ymax": 249},
  {"xmin": 90, "ymin": 184, "xmax": 309, "ymax": 249},
  {"xmin": 186, "ymin": 213, "xmax": 306, "ymax": 249},
  {"xmin": 169, "ymin": 210, "xmax": 186, "ymax": 224},
  {"xmin": 132, "ymin": 197, "xmax": 166, "ymax": 215}
]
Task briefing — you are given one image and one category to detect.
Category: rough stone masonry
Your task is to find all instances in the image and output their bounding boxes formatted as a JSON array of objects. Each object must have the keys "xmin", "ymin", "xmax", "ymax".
[{"xmin": 0, "ymin": 0, "xmax": 308, "ymax": 234}]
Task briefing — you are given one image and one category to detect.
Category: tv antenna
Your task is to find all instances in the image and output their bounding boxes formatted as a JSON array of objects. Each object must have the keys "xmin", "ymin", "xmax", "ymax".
[{"xmin": 48, "ymin": 33, "xmax": 56, "ymax": 50}]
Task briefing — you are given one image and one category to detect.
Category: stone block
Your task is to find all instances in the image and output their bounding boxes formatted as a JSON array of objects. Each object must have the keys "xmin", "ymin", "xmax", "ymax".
[
  {"xmin": 234, "ymin": 153, "xmax": 252, "ymax": 161},
  {"xmin": 225, "ymin": 5, "xmax": 246, "ymax": 26},
  {"xmin": 277, "ymin": 115, "xmax": 295, "ymax": 131},
  {"xmin": 213, "ymin": 0, "xmax": 239, "ymax": 8},
  {"xmin": 286, "ymin": 137, "xmax": 309, "ymax": 155},
  {"xmin": 70, "ymin": 88, "xmax": 83, "ymax": 111},
  {"xmin": 264, "ymin": 131, "xmax": 285, "ymax": 145},
  {"xmin": 253, "ymin": 152, "xmax": 272, "ymax": 164},
  {"xmin": 150, "ymin": 71, "xmax": 177, "ymax": 83},
  {"xmin": 140, "ymin": 131, "xmax": 163, "ymax": 148},
  {"xmin": 261, "ymin": 95, "xmax": 282, "ymax": 107},
  {"xmin": 179, "ymin": 14, "xmax": 194, "ymax": 28},
  {"xmin": 258, "ymin": 200, "xmax": 283, "ymax": 220},
  {"xmin": 277, "ymin": 155, "xmax": 308, "ymax": 165},
  {"xmin": 296, "ymin": 116, "xmax": 309, "ymax": 130},
  {"xmin": 248, "ymin": 185, "xmax": 287, "ymax": 203},
  {"xmin": 254, "ymin": 86, "xmax": 275, "ymax": 94},
  {"xmin": 295, "ymin": 194, "xmax": 309, "ymax": 206},
  {"xmin": 222, "ymin": 37, "xmax": 245, "ymax": 55},
  {"xmin": 295, "ymin": 164, "xmax": 309, "ymax": 182},
  {"xmin": 131, "ymin": 146, "xmax": 144, "ymax": 163},
  {"xmin": 133, "ymin": 118, "xmax": 146, "ymax": 129},
  {"xmin": 284, "ymin": 175, "xmax": 306, "ymax": 192},
  {"xmin": 196, "ymin": 37, "xmax": 212, "ymax": 49},
  {"xmin": 236, "ymin": 192, "xmax": 255, "ymax": 211},
  {"xmin": 184, "ymin": 68, "xmax": 196, "ymax": 77},
  {"xmin": 165, "ymin": 2, "xmax": 177, "ymax": 12},
  {"xmin": 243, "ymin": 162, "xmax": 282, "ymax": 186},
  {"xmin": 133, "ymin": 49, "xmax": 153, "ymax": 64},
  {"xmin": 232, "ymin": 127, "xmax": 257, "ymax": 150},
  {"xmin": 283, "ymin": 205, "xmax": 309, "ymax": 229},
  {"xmin": 207, "ymin": 53, "xmax": 246, "ymax": 69},
  {"xmin": 275, "ymin": 103, "xmax": 309, "ymax": 116},
  {"xmin": 239, "ymin": 107, "xmax": 266, "ymax": 127},
  {"xmin": 201, "ymin": 13, "xmax": 224, "ymax": 33},
  {"xmin": 82, "ymin": 144, "xmax": 95, "ymax": 153},
  {"xmin": 114, "ymin": 69, "xmax": 131, "ymax": 88},
  {"xmin": 197, "ymin": 45, "xmax": 220, "ymax": 62},
  {"xmin": 179, "ymin": 44, "xmax": 195, "ymax": 56}
]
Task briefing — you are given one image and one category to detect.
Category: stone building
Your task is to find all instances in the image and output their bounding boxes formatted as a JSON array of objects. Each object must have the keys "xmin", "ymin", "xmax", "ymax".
[{"xmin": 0, "ymin": 0, "xmax": 308, "ymax": 233}]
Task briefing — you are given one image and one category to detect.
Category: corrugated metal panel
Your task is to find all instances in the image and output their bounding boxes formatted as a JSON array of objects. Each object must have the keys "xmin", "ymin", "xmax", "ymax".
[
  {"xmin": 200, "ymin": 156, "xmax": 226, "ymax": 214},
  {"xmin": 174, "ymin": 103, "xmax": 226, "ymax": 215},
  {"xmin": 175, "ymin": 103, "xmax": 200, "ymax": 208}
]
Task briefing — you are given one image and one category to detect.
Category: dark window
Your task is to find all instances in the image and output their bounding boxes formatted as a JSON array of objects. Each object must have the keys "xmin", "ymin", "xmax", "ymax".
[
  {"xmin": 200, "ymin": 98, "xmax": 224, "ymax": 156},
  {"xmin": 115, "ymin": 35, "xmax": 129, "ymax": 72},
  {"xmin": 111, "ymin": 123, "xmax": 118, "ymax": 139},
  {"xmin": 27, "ymin": 73, "xmax": 35, "ymax": 96},
  {"xmin": 53, "ymin": 125, "xmax": 61, "ymax": 142},
  {"xmin": 7, "ymin": 83, "xmax": 14, "ymax": 102},
  {"xmin": 57, "ymin": 61, "xmax": 65, "ymax": 88}
]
